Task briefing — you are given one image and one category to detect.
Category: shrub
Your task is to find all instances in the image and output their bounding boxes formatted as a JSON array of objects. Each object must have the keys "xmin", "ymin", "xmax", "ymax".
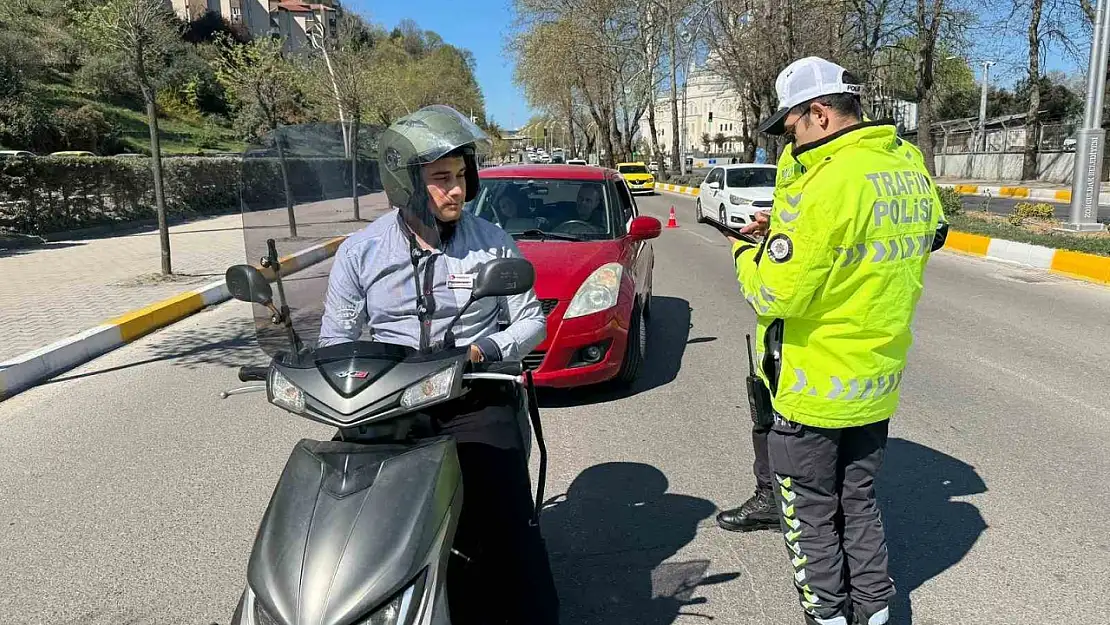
[
  {"xmin": 54, "ymin": 105, "xmax": 114, "ymax": 153},
  {"xmin": 0, "ymin": 96, "xmax": 57, "ymax": 152},
  {"xmin": 936, "ymin": 185, "xmax": 963, "ymax": 216},
  {"xmin": 1009, "ymin": 201, "xmax": 1056, "ymax": 226},
  {"xmin": 74, "ymin": 55, "xmax": 142, "ymax": 107},
  {"xmin": 0, "ymin": 155, "xmax": 382, "ymax": 235}
]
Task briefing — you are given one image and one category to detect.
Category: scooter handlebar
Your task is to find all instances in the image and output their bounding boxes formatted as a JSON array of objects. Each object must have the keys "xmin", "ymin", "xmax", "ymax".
[{"xmin": 238, "ymin": 366, "xmax": 270, "ymax": 382}]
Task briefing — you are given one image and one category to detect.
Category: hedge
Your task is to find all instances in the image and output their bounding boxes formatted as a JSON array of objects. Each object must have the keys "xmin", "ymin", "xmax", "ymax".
[{"xmin": 0, "ymin": 155, "xmax": 381, "ymax": 235}]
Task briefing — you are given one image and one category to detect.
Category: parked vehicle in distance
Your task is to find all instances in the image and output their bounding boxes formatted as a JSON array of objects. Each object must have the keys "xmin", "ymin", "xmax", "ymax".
[{"xmin": 696, "ymin": 164, "xmax": 776, "ymax": 229}]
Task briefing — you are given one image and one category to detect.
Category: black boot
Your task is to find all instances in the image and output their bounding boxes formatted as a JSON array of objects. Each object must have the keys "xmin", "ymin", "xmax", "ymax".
[{"xmin": 716, "ymin": 488, "xmax": 778, "ymax": 532}]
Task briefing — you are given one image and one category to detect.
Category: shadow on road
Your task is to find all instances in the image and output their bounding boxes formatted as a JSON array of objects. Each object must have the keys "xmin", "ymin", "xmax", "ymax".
[
  {"xmin": 536, "ymin": 296, "xmax": 692, "ymax": 408},
  {"xmin": 879, "ymin": 438, "xmax": 988, "ymax": 624},
  {"xmin": 540, "ymin": 462, "xmax": 736, "ymax": 624}
]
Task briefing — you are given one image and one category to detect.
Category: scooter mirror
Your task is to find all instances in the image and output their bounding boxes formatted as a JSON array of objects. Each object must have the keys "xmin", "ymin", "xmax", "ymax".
[
  {"xmin": 472, "ymin": 257, "xmax": 535, "ymax": 299},
  {"xmin": 225, "ymin": 264, "xmax": 274, "ymax": 306}
]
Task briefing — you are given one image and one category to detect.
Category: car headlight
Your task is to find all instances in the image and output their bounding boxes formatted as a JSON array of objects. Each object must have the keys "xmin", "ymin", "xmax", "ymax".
[
  {"xmin": 646, "ymin": 176, "xmax": 654, "ymax": 183},
  {"xmin": 730, "ymin": 194, "xmax": 753, "ymax": 206},
  {"xmin": 565, "ymin": 262, "xmax": 623, "ymax": 319},
  {"xmin": 269, "ymin": 368, "xmax": 305, "ymax": 414},
  {"xmin": 400, "ymin": 366, "xmax": 457, "ymax": 409}
]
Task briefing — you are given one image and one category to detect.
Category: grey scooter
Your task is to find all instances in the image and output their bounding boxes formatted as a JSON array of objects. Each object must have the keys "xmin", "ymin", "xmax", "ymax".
[{"xmin": 221, "ymin": 249, "xmax": 548, "ymax": 625}]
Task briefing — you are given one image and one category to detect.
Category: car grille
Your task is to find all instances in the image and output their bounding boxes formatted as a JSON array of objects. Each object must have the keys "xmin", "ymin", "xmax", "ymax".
[
  {"xmin": 753, "ymin": 200, "xmax": 773, "ymax": 208},
  {"xmin": 523, "ymin": 351, "xmax": 546, "ymax": 371},
  {"xmin": 540, "ymin": 299, "xmax": 558, "ymax": 316}
]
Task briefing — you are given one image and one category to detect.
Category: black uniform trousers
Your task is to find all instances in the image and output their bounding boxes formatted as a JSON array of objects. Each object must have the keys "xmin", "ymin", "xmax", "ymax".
[
  {"xmin": 767, "ymin": 413, "xmax": 894, "ymax": 622},
  {"xmin": 753, "ymin": 420, "xmax": 772, "ymax": 492}
]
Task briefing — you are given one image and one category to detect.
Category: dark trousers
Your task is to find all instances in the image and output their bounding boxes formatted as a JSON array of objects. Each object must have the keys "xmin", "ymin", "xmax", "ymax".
[
  {"xmin": 767, "ymin": 415, "xmax": 894, "ymax": 621},
  {"xmin": 424, "ymin": 383, "xmax": 560, "ymax": 625},
  {"xmin": 753, "ymin": 420, "xmax": 772, "ymax": 492}
]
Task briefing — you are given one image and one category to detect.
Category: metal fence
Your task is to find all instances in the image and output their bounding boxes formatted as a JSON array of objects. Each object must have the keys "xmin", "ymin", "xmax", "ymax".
[{"xmin": 927, "ymin": 119, "xmax": 1077, "ymax": 155}]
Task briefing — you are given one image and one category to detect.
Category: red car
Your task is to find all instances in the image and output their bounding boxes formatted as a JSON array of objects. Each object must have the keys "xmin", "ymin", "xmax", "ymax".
[{"xmin": 468, "ymin": 164, "xmax": 661, "ymax": 388}]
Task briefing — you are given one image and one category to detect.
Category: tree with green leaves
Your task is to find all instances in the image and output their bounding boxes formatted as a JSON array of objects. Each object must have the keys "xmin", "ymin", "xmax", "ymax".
[
  {"xmin": 214, "ymin": 34, "xmax": 306, "ymax": 237},
  {"xmin": 713, "ymin": 131, "xmax": 727, "ymax": 153},
  {"xmin": 79, "ymin": 0, "xmax": 180, "ymax": 275}
]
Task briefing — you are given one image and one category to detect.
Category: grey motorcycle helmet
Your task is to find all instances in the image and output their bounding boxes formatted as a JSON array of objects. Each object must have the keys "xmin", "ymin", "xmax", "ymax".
[{"xmin": 379, "ymin": 105, "xmax": 492, "ymax": 248}]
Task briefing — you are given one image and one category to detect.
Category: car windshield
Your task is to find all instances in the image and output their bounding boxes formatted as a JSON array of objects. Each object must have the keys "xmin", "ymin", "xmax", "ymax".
[
  {"xmin": 466, "ymin": 178, "xmax": 616, "ymax": 240},
  {"xmin": 727, "ymin": 168, "xmax": 776, "ymax": 188},
  {"xmin": 618, "ymin": 164, "xmax": 649, "ymax": 174}
]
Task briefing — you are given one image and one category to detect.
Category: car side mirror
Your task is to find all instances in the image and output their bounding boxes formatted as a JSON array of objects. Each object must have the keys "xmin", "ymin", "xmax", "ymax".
[
  {"xmin": 629, "ymin": 216, "xmax": 662, "ymax": 241},
  {"xmin": 472, "ymin": 257, "xmax": 536, "ymax": 299},
  {"xmin": 225, "ymin": 264, "xmax": 273, "ymax": 306},
  {"xmin": 709, "ymin": 181, "xmax": 721, "ymax": 190}
]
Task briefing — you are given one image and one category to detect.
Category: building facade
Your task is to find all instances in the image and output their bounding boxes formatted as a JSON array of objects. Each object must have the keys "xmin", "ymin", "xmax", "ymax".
[
  {"xmin": 168, "ymin": 0, "xmax": 337, "ymax": 50},
  {"xmin": 640, "ymin": 62, "xmax": 920, "ymax": 157},
  {"xmin": 640, "ymin": 64, "xmax": 750, "ymax": 157}
]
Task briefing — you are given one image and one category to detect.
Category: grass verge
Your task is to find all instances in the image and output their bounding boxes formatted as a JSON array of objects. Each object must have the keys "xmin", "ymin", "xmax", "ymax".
[{"xmin": 949, "ymin": 211, "xmax": 1110, "ymax": 257}]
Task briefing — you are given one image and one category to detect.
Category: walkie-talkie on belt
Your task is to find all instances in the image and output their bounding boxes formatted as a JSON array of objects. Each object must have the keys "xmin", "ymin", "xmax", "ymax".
[{"xmin": 745, "ymin": 334, "xmax": 774, "ymax": 426}]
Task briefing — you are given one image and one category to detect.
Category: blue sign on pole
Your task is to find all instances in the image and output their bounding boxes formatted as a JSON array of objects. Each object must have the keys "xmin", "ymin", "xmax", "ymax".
[{"xmin": 755, "ymin": 147, "xmax": 768, "ymax": 164}]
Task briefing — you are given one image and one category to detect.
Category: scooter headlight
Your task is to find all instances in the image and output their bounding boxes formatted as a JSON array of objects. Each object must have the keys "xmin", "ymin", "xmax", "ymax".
[
  {"xmin": 268, "ymin": 368, "xmax": 305, "ymax": 414},
  {"xmin": 400, "ymin": 366, "xmax": 457, "ymax": 409},
  {"xmin": 357, "ymin": 569, "xmax": 427, "ymax": 625}
]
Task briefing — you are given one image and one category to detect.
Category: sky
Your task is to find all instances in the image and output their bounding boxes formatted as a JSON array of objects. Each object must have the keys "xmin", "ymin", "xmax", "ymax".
[{"xmin": 352, "ymin": 0, "xmax": 534, "ymax": 129}]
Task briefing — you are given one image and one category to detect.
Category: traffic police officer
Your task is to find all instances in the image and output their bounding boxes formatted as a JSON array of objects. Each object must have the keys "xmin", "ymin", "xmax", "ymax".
[
  {"xmin": 716, "ymin": 141, "xmax": 803, "ymax": 533},
  {"xmin": 728, "ymin": 57, "xmax": 943, "ymax": 625}
]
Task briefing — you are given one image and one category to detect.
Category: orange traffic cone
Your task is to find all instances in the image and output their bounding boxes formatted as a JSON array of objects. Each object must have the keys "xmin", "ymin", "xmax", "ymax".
[{"xmin": 666, "ymin": 206, "xmax": 679, "ymax": 228}]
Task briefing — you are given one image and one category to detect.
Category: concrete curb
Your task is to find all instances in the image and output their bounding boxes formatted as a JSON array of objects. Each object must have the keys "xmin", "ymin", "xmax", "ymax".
[
  {"xmin": 0, "ymin": 235, "xmax": 348, "ymax": 401},
  {"xmin": 654, "ymin": 183, "xmax": 1110, "ymax": 286},
  {"xmin": 939, "ymin": 183, "xmax": 1110, "ymax": 206}
]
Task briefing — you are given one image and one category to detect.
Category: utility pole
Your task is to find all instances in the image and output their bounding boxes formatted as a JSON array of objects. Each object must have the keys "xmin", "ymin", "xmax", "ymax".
[
  {"xmin": 977, "ymin": 61, "xmax": 995, "ymax": 152},
  {"xmin": 1064, "ymin": 0, "xmax": 1110, "ymax": 231}
]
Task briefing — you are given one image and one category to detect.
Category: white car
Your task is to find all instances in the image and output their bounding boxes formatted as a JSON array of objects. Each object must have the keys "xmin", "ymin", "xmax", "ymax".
[
  {"xmin": 696, "ymin": 164, "xmax": 776, "ymax": 228},
  {"xmin": 566, "ymin": 158, "xmax": 588, "ymax": 165}
]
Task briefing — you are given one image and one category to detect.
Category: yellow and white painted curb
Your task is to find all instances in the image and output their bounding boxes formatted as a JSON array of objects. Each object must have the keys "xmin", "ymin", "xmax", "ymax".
[
  {"xmin": 940, "ymin": 183, "xmax": 1110, "ymax": 206},
  {"xmin": 656, "ymin": 183, "xmax": 702, "ymax": 196},
  {"xmin": 0, "ymin": 235, "xmax": 348, "ymax": 401},
  {"xmin": 655, "ymin": 182, "xmax": 1110, "ymax": 286}
]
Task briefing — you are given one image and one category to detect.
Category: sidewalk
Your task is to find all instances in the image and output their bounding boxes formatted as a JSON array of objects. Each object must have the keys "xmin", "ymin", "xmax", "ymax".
[
  {"xmin": 934, "ymin": 177, "xmax": 1110, "ymax": 206},
  {"xmin": 0, "ymin": 193, "xmax": 390, "ymax": 364}
]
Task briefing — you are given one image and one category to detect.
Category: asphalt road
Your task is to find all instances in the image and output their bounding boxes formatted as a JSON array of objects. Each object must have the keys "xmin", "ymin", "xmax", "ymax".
[{"xmin": 2, "ymin": 192, "xmax": 1110, "ymax": 624}]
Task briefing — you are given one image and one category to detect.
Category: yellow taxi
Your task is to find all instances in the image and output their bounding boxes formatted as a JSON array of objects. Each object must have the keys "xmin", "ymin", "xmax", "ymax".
[{"xmin": 616, "ymin": 162, "xmax": 656, "ymax": 195}]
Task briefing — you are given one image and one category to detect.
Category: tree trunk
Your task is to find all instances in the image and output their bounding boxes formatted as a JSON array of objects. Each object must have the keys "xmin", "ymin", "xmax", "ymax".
[
  {"xmin": 647, "ymin": 95, "xmax": 661, "ymax": 176},
  {"xmin": 1023, "ymin": 0, "xmax": 1043, "ymax": 181},
  {"xmin": 142, "ymin": 85, "xmax": 171, "ymax": 276},
  {"xmin": 669, "ymin": 15, "xmax": 681, "ymax": 175},
  {"xmin": 917, "ymin": 96, "xmax": 936, "ymax": 175},
  {"xmin": 351, "ymin": 114, "xmax": 361, "ymax": 220},
  {"xmin": 275, "ymin": 126, "xmax": 299, "ymax": 238}
]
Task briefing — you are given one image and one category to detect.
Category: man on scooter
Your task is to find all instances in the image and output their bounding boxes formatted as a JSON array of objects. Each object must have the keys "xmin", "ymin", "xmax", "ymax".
[{"xmin": 318, "ymin": 104, "xmax": 560, "ymax": 625}]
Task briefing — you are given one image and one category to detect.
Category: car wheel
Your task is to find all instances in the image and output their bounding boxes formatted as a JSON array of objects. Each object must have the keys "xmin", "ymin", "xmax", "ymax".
[
  {"xmin": 696, "ymin": 198, "xmax": 707, "ymax": 223},
  {"xmin": 719, "ymin": 205, "xmax": 726, "ymax": 225},
  {"xmin": 616, "ymin": 303, "xmax": 646, "ymax": 387}
]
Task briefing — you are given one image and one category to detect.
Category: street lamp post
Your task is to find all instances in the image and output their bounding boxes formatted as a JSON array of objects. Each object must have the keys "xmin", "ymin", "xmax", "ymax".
[
  {"xmin": 1064, "ymin": 0, "xmax": 1110, "ymax": 231},
  {"xmin": 977, "ymin": 61, "xmax": 995, "ymax": 152}
]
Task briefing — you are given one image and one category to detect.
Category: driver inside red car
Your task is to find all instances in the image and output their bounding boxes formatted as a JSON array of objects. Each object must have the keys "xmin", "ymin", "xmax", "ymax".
[{"xmin": 559, "ymin": 183, "xmax": 607, "ymax": 233}]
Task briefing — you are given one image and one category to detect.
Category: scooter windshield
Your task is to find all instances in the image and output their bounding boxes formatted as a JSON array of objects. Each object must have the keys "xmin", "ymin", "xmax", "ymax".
[{"xmin": 240, "ymin": 122, "xmax": 387, "ymax": 363}]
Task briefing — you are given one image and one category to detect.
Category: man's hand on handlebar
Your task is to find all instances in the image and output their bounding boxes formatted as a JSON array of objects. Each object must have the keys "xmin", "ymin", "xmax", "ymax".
[{"xmin": 469, "ymin": 344, "xmax": 483, "ymax": 363}]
